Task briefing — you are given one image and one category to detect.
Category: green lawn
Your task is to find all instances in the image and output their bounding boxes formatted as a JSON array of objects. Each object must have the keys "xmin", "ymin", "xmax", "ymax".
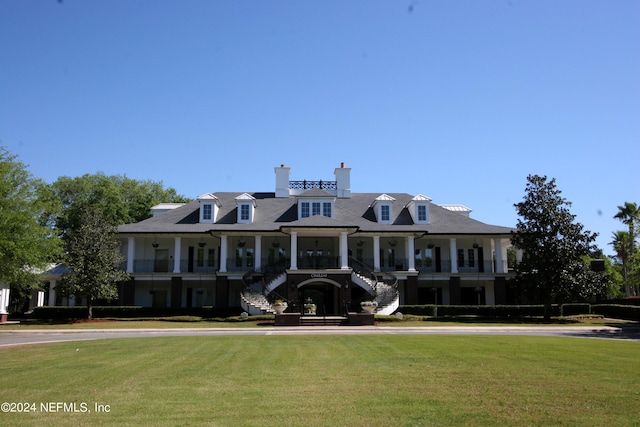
[
  {"xmin": 1, "ymin": 315, "xmax": 632, "ymax": 329},
  {"xmin": 0, "ymin": 335, "xmax": 638, "ymax": 426}
]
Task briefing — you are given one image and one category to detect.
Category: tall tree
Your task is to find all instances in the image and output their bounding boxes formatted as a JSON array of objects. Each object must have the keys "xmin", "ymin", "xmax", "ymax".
[
  {"xmin": 50, "ymin": 173, "xmax": 190, "ymax": 236},
  {"xmin": 610, "ymin": 231, "xmax": 633, "ymax": 296},
  {"xmin": 57, "ymin": 207, "xmax": 129, "ymax": 319},
  {"xmin": 614, "ymin": 202, "xmax": 640, "ymax": 296},
  {"xmin": 0, "ymin": 146, "xmax": 61, "ymax": 299},
  {"xmin": 615, "ymin": 202, "xmax": 640, "ymax": 255},
  {"xmin": 511, "ymin": 175, "xmax": 604, "ymax": 320}
]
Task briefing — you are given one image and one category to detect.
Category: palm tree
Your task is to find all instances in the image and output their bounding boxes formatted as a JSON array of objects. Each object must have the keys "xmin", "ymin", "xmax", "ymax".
[
  {"xmin": 614, "ymin": 202, "xmax": 640, "ymax": 255},
  {"xmin": 614, "ymin": 202, "xmax": 640, "ymax": 296},
  {"xmin": 611, "ymin": 231, "xmax": 632, "ymax": 296}
]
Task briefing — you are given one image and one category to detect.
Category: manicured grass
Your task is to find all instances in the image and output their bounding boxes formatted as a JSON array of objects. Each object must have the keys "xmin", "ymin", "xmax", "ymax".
[
  {"xmin": 0, "ymin": 317, "xmax": 276, "ymax": 329},
  {"xmin": 2, "ymin": 315, "xmax": 633, "ymax": 329},
  {"xmin": 0, "ymin": 335, "xmax": 638, "ymax": 426}
]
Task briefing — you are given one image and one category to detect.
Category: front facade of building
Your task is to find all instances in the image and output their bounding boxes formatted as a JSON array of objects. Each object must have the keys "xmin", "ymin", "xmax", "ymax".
[{"xmin": 111, "ymin": 164, "xmax": 515, "ymax": 316}]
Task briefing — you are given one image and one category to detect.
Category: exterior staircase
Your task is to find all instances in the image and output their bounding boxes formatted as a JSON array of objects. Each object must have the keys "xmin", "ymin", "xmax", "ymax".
[
  {"xmin": 240, "ymin": 283, "xmax": 272, "ymax": 315},
  {"xmin": 241, "ymin": 260, "xmax": 399, "ymax": 317},
  {"xmin": 240, "ymin": 271, "xmax": 287, "ymax": 315},
  {"xmin": 349, "ymin": 259, "xmax": 400, "ymax": 315}
]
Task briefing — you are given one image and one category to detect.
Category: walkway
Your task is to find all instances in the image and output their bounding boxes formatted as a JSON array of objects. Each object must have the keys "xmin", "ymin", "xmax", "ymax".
[{"xmin": 1, "ymin": 325, "xmax": 639, "ymax": 347}]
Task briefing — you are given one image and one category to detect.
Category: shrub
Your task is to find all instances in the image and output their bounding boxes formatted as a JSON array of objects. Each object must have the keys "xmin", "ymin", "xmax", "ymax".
[
  {"xmin": 396, "ymin": 305, "xmax": 437, "ymax": 316},
  {"xmin": 29, "ymin": 306, "xmax": 242, "ymax": 320},
  {"xmin": 374, "ymin": 314, "xmax": 425, "ymax": 322},
  {"xmin": 398, "ymin": 305, "xmax": 562, "ymax": 318},
  {"xmin": 592, "ymin": 304, "xmax": 640, "ymax": 321},
  {"xmin": 559, "ymin": 303, "xmax": 591, "ymax": 316}
]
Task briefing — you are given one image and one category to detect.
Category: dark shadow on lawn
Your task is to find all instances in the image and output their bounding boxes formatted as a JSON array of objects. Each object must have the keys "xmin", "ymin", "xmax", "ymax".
[{"xmin": 562, "ymin": 323, "xmax": 640, "ymax": 342}]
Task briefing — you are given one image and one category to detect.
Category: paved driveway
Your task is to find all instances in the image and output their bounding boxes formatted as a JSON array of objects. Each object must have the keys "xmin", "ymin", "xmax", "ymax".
[{"xmin": 1, "ymin": 325, "xmax": 639, "ymax": 347}]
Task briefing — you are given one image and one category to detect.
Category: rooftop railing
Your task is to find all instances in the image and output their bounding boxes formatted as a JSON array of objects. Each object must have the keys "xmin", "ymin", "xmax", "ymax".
[{"xmin": 289, "ymin": 180, "xmax": 337, "ymax": 190}]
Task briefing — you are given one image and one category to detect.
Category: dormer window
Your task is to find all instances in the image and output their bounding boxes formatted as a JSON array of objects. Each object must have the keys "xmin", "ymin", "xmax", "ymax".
[
  {"xmin": 299, "ymin": 200, "xmax": 334, "ymax": 219},
  {"xmin": 322, "ymin": 202, "xmax": 332, "ymax": 217},
  {"xmin": 235, "ymin": 193, "xmax": 257, "ymax": 224},
  {"xmin": 240, "ymin": 204, "xmax": 250, "ymax": 221},
  {"xmin": 301, "ymin": 202, "xmax": 310, "ymax": 218},
  {"xmin": 417, "ymin": 205, "xmax": 427, "ymax": 222},
  {"xmin": 296, "ymin": 189, "xmax": 335, "ymax": 220},
  {"xmin": 381, "ymin": 205, "xmax": 390, "ymax": 222},
  {"xmin": 202, "ymin": 204, "xmax": 213, "ymax": 221},
  {"xmin": 407, "ymin": 194, "xmax": 432, "ymax": 224},
  {"xmin": 372, "ymin": 194, "xmax": 395, "ymax": 224},
  {"xmin": 198, "ymin": 193, "xmax": 221, "ymax": 224}
]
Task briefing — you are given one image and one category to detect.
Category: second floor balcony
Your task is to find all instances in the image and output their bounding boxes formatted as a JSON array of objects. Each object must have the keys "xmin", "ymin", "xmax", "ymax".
[{"xmin": 126, "ymin": 257, "xmax": 510, "ymax": 275}]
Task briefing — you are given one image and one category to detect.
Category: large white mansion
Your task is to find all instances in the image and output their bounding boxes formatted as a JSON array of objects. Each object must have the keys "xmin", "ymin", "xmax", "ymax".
[{"xmin": 41, "ymin": 163, "xmax": 516, "ymax": 317}]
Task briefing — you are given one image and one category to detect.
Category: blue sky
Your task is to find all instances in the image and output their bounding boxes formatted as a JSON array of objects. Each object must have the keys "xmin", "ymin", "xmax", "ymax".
[{"xmin": 1, "ymin": 0, "xmax": 638, "ymax": 255}]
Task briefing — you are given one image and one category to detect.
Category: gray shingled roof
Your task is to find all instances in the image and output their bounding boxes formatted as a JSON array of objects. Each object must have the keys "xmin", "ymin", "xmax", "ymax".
[{"xmin": 118, "ymin": 192, "xmax": 514, "ymax": 236}]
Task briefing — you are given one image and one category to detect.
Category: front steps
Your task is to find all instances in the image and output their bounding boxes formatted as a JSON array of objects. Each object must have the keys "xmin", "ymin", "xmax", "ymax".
[
  {"xmin": 299, "ymin": 316, "xmax": 346, "ymax": 326},
  {"xmin": 274, "ymin": 313, "xmax": 374, "ymax": 326}
]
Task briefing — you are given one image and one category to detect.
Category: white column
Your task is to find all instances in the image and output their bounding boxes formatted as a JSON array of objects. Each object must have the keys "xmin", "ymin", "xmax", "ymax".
[
  {"xmin": 0, "ymin": 283, "xmax": 10, "ymax": 316},
  {"xmin": 494, "ymin": 238, "xmax": 504, "ymax": 273},
  {"xmin": 501, "ymin": 240, "xmax": 509, "ymax": 272},
  {"xmin": 48, "ymin": 281, "xmax": 57, "ymax": 306},
  {"xmin": 173, "ymin": 237, "xmax": 182, "ymax": 273},
  {"xmin": 340, "ymin": 231, "xmax": 349, "ymax": 269},
  {"xmin": 516, "ymin": 249, "xmax": 523, "ymax": 263},
  {"xmin": 36, "ymin": 291, "xmax": 45, "ymax": 307},
  {"xmin": 127, "ymin": 237, "xmax": 135, "ymax": 274},
  {"xmin": 254, "ymin": 235, "xmax": 262, "ymax": 271},
  {"xmin": 449, "ymin": 238, "xmax": 458, "ymax": 274},
  {"xmin": 289, "ymin": 232, "xmax": 298, "ymax": 270},
  {"xmin": 407, "ymin": 235, "xmax": 416, "ymax": 272},
  {"xmin": 373, "ymin": 236, "xmax": 381, "ymax": 271},
  {"xmin": 68, "ymin": 295, "xmax": 75, "ymax": 307},
  {"xmin": 219, "ymin": 235, "xmax": 228, "ymax": 273}
]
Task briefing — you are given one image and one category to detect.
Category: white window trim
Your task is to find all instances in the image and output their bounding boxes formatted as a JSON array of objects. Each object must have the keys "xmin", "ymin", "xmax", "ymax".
[
  {"xmin": 234, "ymin": 193, "xmax": 257, "ymax": 224},
  {"xmin": 202, "ymin": 204, "xmax": 212, "ymax": 221},
  {"xmin": 198, "ymin": 193, "xmax": 221, "ymax": 224},
  {"xmin": 237, "ymin": 203, "xmax": 253, "ymax": 223},
  {"xmin": 298, "ymin": 198, "xmax": 334, "ymax": 219},
  {"xmin": 378, "ymin": 204, "xmax": 392, "ymax": 224}
]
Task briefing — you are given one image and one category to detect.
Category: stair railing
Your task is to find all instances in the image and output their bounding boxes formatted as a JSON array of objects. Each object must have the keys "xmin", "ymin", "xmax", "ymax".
[
  {"xmin": 242, "ymin": 263, "xmax": 290, "ymax": 306},
  {"xmin": 349, "ymin": 257, "xmax": 378, "ymax": 300},
  {"xmin": 349, "ymin": 257, "xmax": 399, "ymax": 308}
]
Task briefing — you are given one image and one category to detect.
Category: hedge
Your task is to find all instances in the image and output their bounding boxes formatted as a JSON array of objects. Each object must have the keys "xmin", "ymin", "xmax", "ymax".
[
  {"xmin": 29, "ymin": 306, "xmax": 243, "ymax": 320},
  {"xmin": 29, "ymin": 304, "xmax": 640, "ymax": 321},
  {"xmin": 592, "ymin": 304, "xmax": 640, "ymax": 322},
  {"xmin": 397, "ymin": 304, "xmax": 597, "ymax": 318}
]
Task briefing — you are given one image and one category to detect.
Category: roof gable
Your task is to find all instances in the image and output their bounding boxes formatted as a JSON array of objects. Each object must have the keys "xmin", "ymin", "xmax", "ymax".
[{"xmin": 297, "ymin": 188, "xmax": 335, "ymax": 198}]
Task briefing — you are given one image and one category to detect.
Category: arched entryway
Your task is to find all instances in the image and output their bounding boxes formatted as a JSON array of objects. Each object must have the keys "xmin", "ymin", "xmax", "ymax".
[{"xmin": 297, "ymin": 279, "xmax": 342, "ymax": 315}]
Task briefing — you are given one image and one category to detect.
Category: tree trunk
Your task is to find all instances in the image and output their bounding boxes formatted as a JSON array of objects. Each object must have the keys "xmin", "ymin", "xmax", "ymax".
[
  {"xmin": 87, "ymin": 303, "xmax": 93, "ymax": 320},
  {"xmin": 543, "ymin": 299, "xmax": 552, "ymax": 322}
]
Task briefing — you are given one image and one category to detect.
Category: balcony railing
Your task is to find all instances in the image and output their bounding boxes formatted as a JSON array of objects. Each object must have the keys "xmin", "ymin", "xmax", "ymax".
[
  {"xmin": 416, "ymin": 260, "xmax": 509, "ymax": 274},
  {"xmin": 297, "ymin": 256, "xmax": 340, "ymax": 269},
  {"xmin": 131, "ymin": 259, "xmax": 216, "ymax": 274},
  {"xmin": 289, "ymin": 180, "xmax": 337, "ymax": 191},
  {"xmin": 126, "ymin": 258, "xmax": 510, "ymax": 274}
]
